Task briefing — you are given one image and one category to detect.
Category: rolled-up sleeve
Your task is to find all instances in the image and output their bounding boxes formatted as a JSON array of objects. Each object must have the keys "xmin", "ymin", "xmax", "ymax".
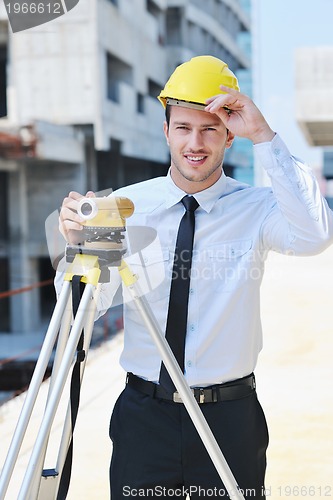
[{"xmin": 255, "ymin": 134, "xmax": 333, "ymax": 255}]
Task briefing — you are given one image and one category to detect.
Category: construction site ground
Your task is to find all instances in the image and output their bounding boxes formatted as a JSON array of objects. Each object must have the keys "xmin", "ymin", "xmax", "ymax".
[{"xmin": 1, "ymin": 245, "xmax": 332, "ymax": 499}]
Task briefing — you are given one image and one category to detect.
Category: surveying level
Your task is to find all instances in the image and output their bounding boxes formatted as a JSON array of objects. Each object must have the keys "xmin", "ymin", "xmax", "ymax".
[
  {"xmin": 0, "ymin": 196, "xmax": 245, "ymax": 500},
  {"xmin": 67, "ymin": 195, "xmax": 135, "ymax": 282}
]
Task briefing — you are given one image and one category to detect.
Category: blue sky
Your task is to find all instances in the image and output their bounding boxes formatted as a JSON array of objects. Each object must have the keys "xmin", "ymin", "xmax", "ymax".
[{"xmin": 255, "ymin": 0, "xmax": 333, "ymax": 167}]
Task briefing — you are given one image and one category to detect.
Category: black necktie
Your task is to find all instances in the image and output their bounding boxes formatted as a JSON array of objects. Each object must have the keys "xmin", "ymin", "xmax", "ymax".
[{"xmin": 159, "ymin": 195, "xmax": 199, "ymax": 392}]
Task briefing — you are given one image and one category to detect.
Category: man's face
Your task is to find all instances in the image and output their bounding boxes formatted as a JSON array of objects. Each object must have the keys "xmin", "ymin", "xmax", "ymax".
[{"xmin": 163, "ymin": 105, "xmax": 234, "ymax": 193}]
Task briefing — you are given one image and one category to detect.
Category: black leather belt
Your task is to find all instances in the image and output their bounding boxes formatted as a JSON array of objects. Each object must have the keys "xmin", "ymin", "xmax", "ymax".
[{"xmin": 126, "ymin": 372, "xmax": 256, "ymax": 404}]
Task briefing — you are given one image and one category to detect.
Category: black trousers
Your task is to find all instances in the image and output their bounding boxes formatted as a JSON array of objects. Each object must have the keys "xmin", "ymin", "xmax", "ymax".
[{"xmin": 109, "ymin": 384, "xmax": 269, "ymax": 499}]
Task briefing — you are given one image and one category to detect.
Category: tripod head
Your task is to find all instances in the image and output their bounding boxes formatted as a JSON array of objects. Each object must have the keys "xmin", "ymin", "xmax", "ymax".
[{"xmin": 65, "ymin": 195, "xmax": 134, "ymax": 281}]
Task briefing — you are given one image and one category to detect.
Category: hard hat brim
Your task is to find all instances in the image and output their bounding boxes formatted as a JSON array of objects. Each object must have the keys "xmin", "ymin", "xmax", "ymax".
[{"xmin": 164, "ymin": 98, "xmax": 207, "ymax": 111}]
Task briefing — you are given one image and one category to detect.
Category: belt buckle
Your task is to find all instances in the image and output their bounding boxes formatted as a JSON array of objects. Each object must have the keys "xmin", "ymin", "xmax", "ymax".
[
  {"xmin": 193, "ymin": 388, "xmax": 205, "ymax": 403},
  {"xmin": 199, "ymin": 389, "xmax": 205, "ymax": 404},
  {"xmin": 172, "ymin": 391, "xmax": 183, "ymax": 403},
  {"xmin": 173, "ymin": 388, "xmax": 206, "ymax": 403}
]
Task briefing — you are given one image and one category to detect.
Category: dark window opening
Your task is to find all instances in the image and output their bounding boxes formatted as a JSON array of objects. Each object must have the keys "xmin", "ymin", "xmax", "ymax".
[
  {"xmin": 0, "ymin": 45, "xmax": 8, "ymax": 118},
  {"xmin": 0, "ymin": 172, "xmax": 8, "ymax": 240},
  {"xmin": 38, "ymin": 258, "xmax": 56, "ymax": 321},
  {"xmin": 147, "ymin": 0, "xmax": 160, "ymax": 17},
  {"xmin": 0, "ymin": 257, "xmax": 10, "ymax": 331},
  {"xmin": 137, "ymin": 93, "xmax": 145, "ymax": 114},
  {"xmin": 166, "ymin": 7, "xmax": 182, "ymax": 45},
  {"xmin": 106, "ymin": 53, "xmax": 133, "ymax": 103},
  {"xmin": 97, "ymin": 140, "xmax": 168, "ymax": 191},
  {"xmin": 148, "ymin": 78, "xmax": 162, "ymax": 100}
]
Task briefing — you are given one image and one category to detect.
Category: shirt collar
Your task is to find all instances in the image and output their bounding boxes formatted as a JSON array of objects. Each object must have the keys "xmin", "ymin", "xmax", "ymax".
[{"xmin": 165, "ymin": 168, "xmax": 227, "ymax": 213}]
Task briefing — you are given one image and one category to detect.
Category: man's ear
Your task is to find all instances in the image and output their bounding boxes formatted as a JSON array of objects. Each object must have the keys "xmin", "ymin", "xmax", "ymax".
[
  {"xmin": 226, "ymin": 130, "xmax": 235, "ymax": 149},
  {"xmin": 163, "ymin": 120, "xmax": 170, "ymax": 145}
]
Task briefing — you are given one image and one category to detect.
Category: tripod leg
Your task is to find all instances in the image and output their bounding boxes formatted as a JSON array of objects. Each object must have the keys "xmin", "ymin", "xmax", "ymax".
[
  {"xmin": 31, "ymin": 285, "xmax": 100, "ymax": 500},
  {"xmin": 119, "ymin": 263, "xmax": 245, "ymax": 500},
  {"xmin": 29, "ymin": 297, "xmax": 74, "ymax": 499},
  {"xmin": 51, "ymin": 285, "xmax": 101, "ymax": 500},
  {"xmin": 17, "ymin": 283, "xmax": 97, "ymax": 500},
  {"xmin": 0, "ymin": 281, "xmax": 72, "ymax": 500}
]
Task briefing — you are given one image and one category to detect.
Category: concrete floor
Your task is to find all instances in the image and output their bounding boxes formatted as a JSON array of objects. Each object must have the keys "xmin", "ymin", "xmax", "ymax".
[
  {"xmin": 0, "ymin": 245, "xmax": 332, "ymax": 499},
  {"xmin": 257, "ymin": 245, "xmax": 333, "ymax": 498}
]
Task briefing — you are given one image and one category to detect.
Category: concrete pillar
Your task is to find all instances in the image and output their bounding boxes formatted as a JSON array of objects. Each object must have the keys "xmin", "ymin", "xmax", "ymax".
[
  {"xmin": 8, "ymin": 163, "xmax": 41, "ymax": 333},
  {"xmin": 84, "ymin": 134, "xmax": 98, "ymax": 192}
]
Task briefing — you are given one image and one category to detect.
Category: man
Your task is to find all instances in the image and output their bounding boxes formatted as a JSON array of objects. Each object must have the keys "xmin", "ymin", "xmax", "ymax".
[{"xmin": 57, "ymin": 56, "xmax": 333, "ymax": 499}]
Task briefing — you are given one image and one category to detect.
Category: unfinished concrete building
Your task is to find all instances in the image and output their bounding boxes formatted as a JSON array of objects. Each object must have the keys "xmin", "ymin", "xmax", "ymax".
[{"xmin": 0, "ymin": 0, "xmax": 252, "ymax": 337}]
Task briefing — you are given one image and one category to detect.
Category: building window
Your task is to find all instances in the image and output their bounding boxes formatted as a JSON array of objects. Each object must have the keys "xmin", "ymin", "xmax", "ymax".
[
  {"xmin": 106, "ymin": 53, "xmax": 133, "ymax": 103},
  {"xmin": 0, "ymin": 171, "xmax": 8, "ymax": 240},
  {"xmin": 166, "ymin": 7, "xmax": 182, "ymax": 46},
  {"xmin": 148, "ymin": 79, "xmax": 161, "ymax": 100},
  {"xmin": 324, "ymin": 151, "xmax": 333, "ymax": 180},
  {"xmin": 0, "ymin": 46, "xmax": 7, "ymax": 118},
  {"xmin": 147, "ymin": 0, "xmax": 165, "ymax": 45},
  {"xmin": 0, "ymin": 258, "xmax": 9, "ymax": 331},
  {"xmin": 137, "ymin": 93, "xmax": 145, "ymax": 114},
  {"xmin": 147, "ymin": 0, "xmax": 159, "ymax": 17}
]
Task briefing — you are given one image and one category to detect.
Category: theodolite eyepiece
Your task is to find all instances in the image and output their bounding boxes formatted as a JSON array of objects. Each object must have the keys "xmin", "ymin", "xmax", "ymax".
[{"xmin": 77, "ymin": 196, "xmax": 134, "ymax": 225}]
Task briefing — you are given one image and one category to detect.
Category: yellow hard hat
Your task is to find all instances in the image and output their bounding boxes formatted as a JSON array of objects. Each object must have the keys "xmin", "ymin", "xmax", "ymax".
[{"xmin": 158, "ymin": 55, "xmax": 240, "ymax": 109}]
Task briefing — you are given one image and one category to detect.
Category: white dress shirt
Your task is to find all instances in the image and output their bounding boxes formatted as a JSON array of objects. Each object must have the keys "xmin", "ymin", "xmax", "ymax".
[{"xmin": 55, "ymin": 134, "xmax": 333, "ymax": 387}]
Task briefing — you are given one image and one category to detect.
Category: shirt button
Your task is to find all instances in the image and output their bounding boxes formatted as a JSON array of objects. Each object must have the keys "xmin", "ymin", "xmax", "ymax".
[
  {"xmin": 190, "ymin": 288, "xmax": 194, "ymax": 295},
  {"xmin": 190, "ymin": 324, "xmax": 195, "ymax": 332},
  {"xmin": 274, "ymin": 148, "xmax": 280, "ymax": 156},
  {"xmin": 187, "ymin": 361, "xmax": 192, "ymax": 367}
]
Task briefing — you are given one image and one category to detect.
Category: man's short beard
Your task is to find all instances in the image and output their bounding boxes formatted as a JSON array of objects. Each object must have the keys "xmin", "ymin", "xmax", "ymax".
[{"xmin": 171, "ymin": 154, "xmax": 224, "ymax": 183}]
